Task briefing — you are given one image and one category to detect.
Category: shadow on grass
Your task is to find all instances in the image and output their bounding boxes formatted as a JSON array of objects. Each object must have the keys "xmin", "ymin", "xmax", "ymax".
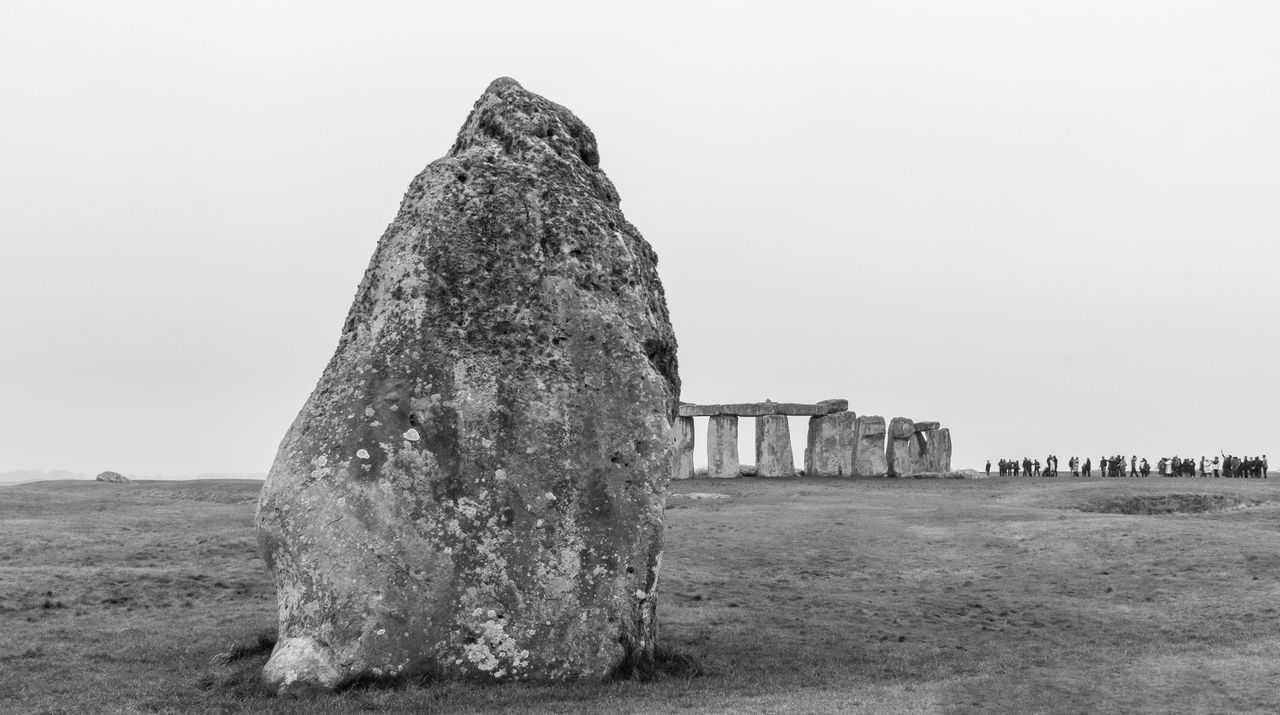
[
  {"xmin": 197, "ymin": 630, "xmax": 277, "ymax": 697},
  {"xmin": 335, "ymin": 642, "xmax": 706, "ymax": 694}
]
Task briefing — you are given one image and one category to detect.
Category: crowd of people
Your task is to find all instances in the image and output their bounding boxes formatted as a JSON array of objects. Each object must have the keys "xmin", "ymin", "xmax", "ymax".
[{"xmin": 987, "ymin": 454, "xmax": 1268, "ymax": 478}]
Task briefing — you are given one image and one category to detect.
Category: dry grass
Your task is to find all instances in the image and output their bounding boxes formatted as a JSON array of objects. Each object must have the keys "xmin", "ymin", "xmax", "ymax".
[{"xmin": 3, "ymin": 475, "xmax": 1280, "ymax": 713}]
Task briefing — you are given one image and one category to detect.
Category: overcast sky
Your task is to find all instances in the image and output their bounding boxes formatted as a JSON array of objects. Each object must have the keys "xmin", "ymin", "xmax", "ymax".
[{"xmin": 1, "ymin": 1, "xmax": 1276, "ymax": 477}]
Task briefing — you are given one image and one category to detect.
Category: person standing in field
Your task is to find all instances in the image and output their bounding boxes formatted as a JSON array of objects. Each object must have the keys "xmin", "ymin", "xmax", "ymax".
[
  {"xmin": 1131, "ymin": 455, "xmax": 1137, "ymax": 476},
  {"xmin": 1212, "ymin": 456, "xmax": 1220, "ymax": 478},
  {"xmin": 986, "ymin": 460, "xmax": 991, "ymax": 477},
  {"xmin": 1140, "ymin": 458, "xmax": 1150, "ymax": 477},
  {"xmin": 1083, "ymin": 457, "xmax": 1091, "ymax": 477}
]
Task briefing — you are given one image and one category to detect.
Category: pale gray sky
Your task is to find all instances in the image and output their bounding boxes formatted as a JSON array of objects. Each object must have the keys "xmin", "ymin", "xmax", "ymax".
[{"xmin": 2, "ymin": 1, "xmax": 1276, "ymax": 477}]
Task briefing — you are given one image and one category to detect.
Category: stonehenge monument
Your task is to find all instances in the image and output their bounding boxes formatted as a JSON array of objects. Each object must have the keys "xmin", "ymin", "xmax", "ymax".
[{"xmin": 672, "ymin": 400, "xmax": 953, "ymax": 480}]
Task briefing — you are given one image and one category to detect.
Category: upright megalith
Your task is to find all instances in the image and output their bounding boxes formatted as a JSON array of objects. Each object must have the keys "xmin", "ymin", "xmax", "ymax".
[
  {"xmin": 886, "ymin": 417, "xmax": 915, "ymax": 477},
  {"xmin": 926, "ymin": 428, "xmax": 952, "ymax": 472},
  {"xmin": 805, "ymin": 411, "xmax": 856, "ymax": 477},
  {"xmin": 255, "ymin": 78, "xmax": 680, "ymax": 693},
  {"xmin": 851, "ymin": 415, "xmax": 888, "ymax": 477},
  {"xmin": 706, "ymin": 415, "xmax": 740, "ymax": 479},
  {"xmin": 672, "ymin": 416, "xmax": 695, "ymax": 480},
  {"xmin": 907, "ymin": 430, "xmax": 931, "ymax": 475},
  {"xmin": 755, "ymin": 415, "xmax": 795, "ymax": 477}
]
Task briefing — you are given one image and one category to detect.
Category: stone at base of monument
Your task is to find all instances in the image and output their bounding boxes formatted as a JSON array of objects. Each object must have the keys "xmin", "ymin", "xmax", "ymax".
[
  {"xmin": 707, "ymin": 414, "xmax": 740, "ymax": 479},
  {"xmin": 739, "ymin": 464, "xmax": 758, "ymax": 477},
  {"xmin": 805, "ymin": 411, "xmax": 857, "ymax": 477},
  {"xmin": 913, "ymin": 469, "xmax": 982, "ymax": 479},
  {"xmin": 852, "ymin": 415, "xmax": 888, "ymax": 477},
  {"xmin": 95, "ymin": 471, "xmax": 131, "ymax": 484},
  {"xmin": 755, "ymin": 415, "xmax": 795, "ymax": 477},
  {"xmin": 672, "ymin": 416, "xmax": 695, "ymax": 480}
]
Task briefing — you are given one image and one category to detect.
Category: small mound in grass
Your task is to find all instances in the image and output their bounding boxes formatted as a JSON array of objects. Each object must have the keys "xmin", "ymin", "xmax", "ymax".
[{"xmin": 1080, "ymin": 493, "xmax": 1266, "ymax": 515}]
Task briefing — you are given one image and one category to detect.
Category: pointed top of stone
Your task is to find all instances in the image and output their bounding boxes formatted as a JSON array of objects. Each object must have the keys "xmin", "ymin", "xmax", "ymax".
[{"xmin": 450, "ymin": 78, "xmax": 611, "ymax": 195}]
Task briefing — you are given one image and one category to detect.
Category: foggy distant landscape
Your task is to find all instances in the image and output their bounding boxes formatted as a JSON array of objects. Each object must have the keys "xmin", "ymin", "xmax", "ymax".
[{"xmin": 0, "ymin": 470, "xmax": 265, "ymax": 484}]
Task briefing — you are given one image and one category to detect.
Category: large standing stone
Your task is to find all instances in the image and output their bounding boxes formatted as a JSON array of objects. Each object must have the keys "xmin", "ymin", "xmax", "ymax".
[
  {"xmin": 672, "ymin": 416, "xmax": 695, "ymax": 480},
  {"xmin": 851, "ymin": 415, "xmax": 888, "ymax": 477},
  {"xmin": 886, "ymin": 417, "xmax": 915, "ymax": 477},
  {"xmin": 706, "ymin": 415, "xmax": 740, "ymax": 479},
  {"xmin": 255, "ymin": 78, "xmax": 680, "ymax": 693},
  {"xmin": 804, "ymin": 411, "xmax": 856, "ymax": 477},
  {"xmin": 755, "ymin": 415, "xmax": 795, "ymax": 478},
  {"xmin": 907, "ymin": 431, "xmax": 931, "ymax": 475},
  {"xmin": 925, "ymin": 428, "xmax": 952, "ymax": 472}
]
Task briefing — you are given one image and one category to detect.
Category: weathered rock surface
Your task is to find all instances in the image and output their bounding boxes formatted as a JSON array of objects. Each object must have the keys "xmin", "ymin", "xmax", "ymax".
[
  {"xmin": 805, "ymin": 411, "xmax": 856, "ymax": 477},
  {"xmin": 888, "ymin": 417, "xmax": 915, "ymax": 441},
  {"xmin": 886, "ymin": 438, "xmax": 912, "ymax": 477},
  {"xmin": 885, "ymin": 418, "xmax": 915, "ymax": 477},
  {"xmin": 706, "ymin": 415, "xmax": 740, "ymax": 479},
  {"xmin": 672, "ymin": 416, "xmax": 695, "ymax": 480},
  {"xmin": 95, "ymin": 471, "xmax": 130, "ymax": 484},
  {"xmin": 925, "ymin": 428, "xmax": 952, "ymax": 472},
  {"xmin": 851, "ymin": 415, "xmax": 888, "ymax": 477},
  {"xmin": 913, "ymin": 421, "xmax": 940, "ymax": 432},
  {"xmin": 907, "ymin": 431, "xmax": 931, "ymax": 475},
  {"xmin": 256, "ymin": 78, "xmax": 679, "ymax": 693},
  {"xmin": 679, "ymin": 399, "xmax": 846, "ymax": 417},
  {"xmin": 755, "ymin": 415, "xmax": 795, "ymax": 478}
]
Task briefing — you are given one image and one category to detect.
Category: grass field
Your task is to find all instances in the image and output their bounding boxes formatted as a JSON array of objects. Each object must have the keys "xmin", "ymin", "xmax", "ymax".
[{"xmin": 3, "ymin": 474, "xmax": 1280, "ymax": 713}]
